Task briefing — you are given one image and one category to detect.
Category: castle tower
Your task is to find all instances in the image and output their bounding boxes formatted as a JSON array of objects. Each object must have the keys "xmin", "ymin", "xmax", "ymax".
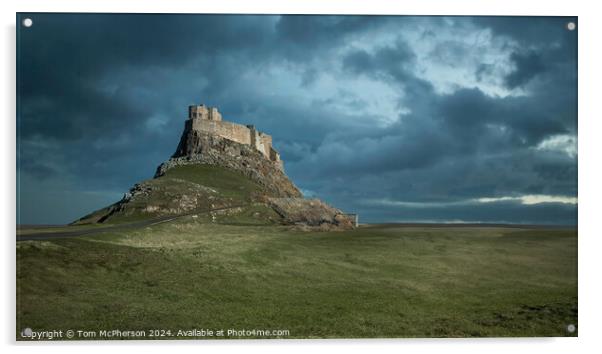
[
  {"xmin": 188, "ymin": 104, "xmax": 207, "ymax": 119},
  {"xmin": 188, "ymin": 104, "xmax": 222, "ymax": 121}
]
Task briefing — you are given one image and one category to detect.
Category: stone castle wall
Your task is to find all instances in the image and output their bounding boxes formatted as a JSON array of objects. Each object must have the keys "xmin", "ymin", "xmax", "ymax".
[
  {"xmin": 185, "ymin": 105, "xmax": 281, "ymax": 166},
  {"xmin": 248, "ymin": 126, "xmax": 274, "ymax": 158},
  {"xmin": 189, "ymin": 119, "xmax": 252, "ymax": 146}
]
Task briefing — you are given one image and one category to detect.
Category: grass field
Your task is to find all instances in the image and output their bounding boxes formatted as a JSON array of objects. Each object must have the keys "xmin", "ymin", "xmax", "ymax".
[{"xmin": 16, "ymin": 219, "xmax": 577, "ymax": 339}]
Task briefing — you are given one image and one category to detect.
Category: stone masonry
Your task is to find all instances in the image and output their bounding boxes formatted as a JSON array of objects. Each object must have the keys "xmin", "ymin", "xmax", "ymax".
[{"xmin": 177, "ymin": 104, "xmax": 283, "ymax": 170}]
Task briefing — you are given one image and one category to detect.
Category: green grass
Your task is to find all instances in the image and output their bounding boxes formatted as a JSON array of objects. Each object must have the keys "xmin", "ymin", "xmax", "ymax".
[
  {"xmin": 17, "ymin": 223, "xmax": 106, "ymax": 235},
  {"xmin": 16, "ymin": 222, "xmax": 577, "ymax": 339},
  {"xmin": 74, "ymin": 164, "xmax": 270, "ymax": 225},
  {"xmin": 160, "ymin": 164, "xmax": 266, "ymax": 200}
]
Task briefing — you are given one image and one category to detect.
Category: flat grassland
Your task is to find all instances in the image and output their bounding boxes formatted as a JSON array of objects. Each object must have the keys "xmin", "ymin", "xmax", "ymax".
[{"xmin": 16, "ymin": 221, "xmax": 577, "ymax": 339}]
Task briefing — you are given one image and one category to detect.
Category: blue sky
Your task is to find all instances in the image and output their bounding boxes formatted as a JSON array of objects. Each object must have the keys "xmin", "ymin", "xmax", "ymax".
[{"xmin": 17, "ymin": 14, "xmax": 577, "ymax": 225}]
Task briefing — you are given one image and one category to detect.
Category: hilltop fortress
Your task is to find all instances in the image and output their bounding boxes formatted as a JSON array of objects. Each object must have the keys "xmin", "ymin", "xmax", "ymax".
[
  {"xmin": 75, "ymin": 103, "xmax": 356, "ymax": 230},
  {"xmin": 176, "ymin": 104, "xmax": 283, "ymax": 170},
  {"xmin": 162, "ymin": 103, "xmax": 301, "ymax": 198}
]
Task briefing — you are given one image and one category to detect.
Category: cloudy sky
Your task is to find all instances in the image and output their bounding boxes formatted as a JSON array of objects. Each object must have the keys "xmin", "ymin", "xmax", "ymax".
[{"xmin": 17, "ymin": 14, "xmax": 577, "ymax": 225}]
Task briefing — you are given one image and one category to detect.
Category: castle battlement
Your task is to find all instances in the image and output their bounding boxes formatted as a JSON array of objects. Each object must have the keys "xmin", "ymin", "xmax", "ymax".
[
  {"xmin": 188, "ymin": 104, "xmax": 222, "ymax": 121},
  {"xmin": 185, "ymin": 104, "xmax": 283, "ymax": 169}
]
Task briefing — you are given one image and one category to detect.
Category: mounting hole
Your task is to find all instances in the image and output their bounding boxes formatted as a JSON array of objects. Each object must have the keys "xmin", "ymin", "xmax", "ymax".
[
  {"xmin": 567, "ymin": 22, "xmax": 576, "ymax": 31},
  {"xmin": 22, "ymin": 18, "xmax": 33, "ymax": 28},
  {"xmin": 567, "ymin": 324, "xmax": 576, "ymax": 333}
]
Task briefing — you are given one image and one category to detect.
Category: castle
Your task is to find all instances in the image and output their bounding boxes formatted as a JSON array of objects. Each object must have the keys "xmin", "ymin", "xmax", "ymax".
[
  {"xmin": 74, "ymin": 103, "xmax": 356, "ymax": 229},
  {"xmin": 184, "ymin": 104, "xmax": 283, "ymax": 169}
]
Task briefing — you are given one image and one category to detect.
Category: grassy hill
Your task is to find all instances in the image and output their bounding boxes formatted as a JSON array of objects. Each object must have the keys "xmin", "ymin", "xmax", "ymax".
[
  {"xmin": 74, "ymin": 164, "xmax": 276, "ymax": 225},
  {"xmin": 16, "ymin": 222, "xmax": 577, "ymax": 339}
]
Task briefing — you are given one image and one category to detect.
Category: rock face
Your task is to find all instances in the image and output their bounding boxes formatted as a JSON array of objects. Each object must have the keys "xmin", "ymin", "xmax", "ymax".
[
  {"xmin": 156, "ymin": 131, "xmax": 302, "ymax": 198},
  {"xmin": 268, "ymin": 198, "xmax": 356, "ymax": 230}
]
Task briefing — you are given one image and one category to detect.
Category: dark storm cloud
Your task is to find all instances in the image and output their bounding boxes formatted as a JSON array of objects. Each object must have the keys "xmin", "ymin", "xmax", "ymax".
[
  {"xmin": 476, "ymin": 17, "xmax": 577, "ymax": 91},
  {"xmin": 322, "ymin": 37, "xmax": 570, "ymax": 181},
  {"xmin": 17, "ymin": 14, "xmax": 577, "ymax": 225},
  {"xmin": 275, "ymin": 15, "xmax": 384, "ymax": 60},
  {"xmin": 285, "ymin": 16, "xmax": 576, "ymax": 225},
  {"xmin": 343, "ymin": 40, "xmax": 416, "ymax": 75},
  {"xmin": 474, "ymin": 16, "xmax": 575, "ymax": 47},
  {"xmin": 504, "ymin": 51, "xmax": 546, "ymax": 89},
  {"xmin": 18, "ymin": 14, "xmax": 275, "ymax": 139},
  {"xmin": 342, "ymin": 39, "xmax": 432, "ymax": 99},
  {"xmin": 434, "ymin": 88, "xmax": 570, "ymax": 146}
]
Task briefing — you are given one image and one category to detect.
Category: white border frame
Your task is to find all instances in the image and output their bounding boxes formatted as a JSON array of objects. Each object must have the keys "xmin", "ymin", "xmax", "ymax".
[{"xmin": 3, "ymin": 1, "xmax": 601, "ymax": 353}]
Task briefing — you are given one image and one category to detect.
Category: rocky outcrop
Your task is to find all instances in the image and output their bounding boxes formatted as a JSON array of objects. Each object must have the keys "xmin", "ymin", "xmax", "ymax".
[
  {"xmin": 156, "ymin": 131, "xmax": 302, "ymax": 198},
  {"xmin": 267, "ymin": 198, "xmax": 356, "ymax": 230}
]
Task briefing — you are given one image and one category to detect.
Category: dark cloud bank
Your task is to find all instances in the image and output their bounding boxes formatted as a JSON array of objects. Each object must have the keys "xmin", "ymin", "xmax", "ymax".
[{"xmin": 17, "ymin": 14, "xmax": 577, "ymax": 225}]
